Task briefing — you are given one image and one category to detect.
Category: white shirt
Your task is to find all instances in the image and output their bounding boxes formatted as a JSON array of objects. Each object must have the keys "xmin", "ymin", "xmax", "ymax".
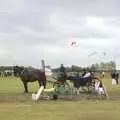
[
  {"xmin": 83, "ymin": 72, "xmax": 91, "ymax": 78},
  {"xmin": 102, "ymin": 72, "xmax": 105, "ymax": 75}
]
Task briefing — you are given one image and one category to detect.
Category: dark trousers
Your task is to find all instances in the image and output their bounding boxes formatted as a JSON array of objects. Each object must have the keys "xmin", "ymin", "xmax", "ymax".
[{"xmin": 116, "ymin": 78, "xmax": 118, "ymax": 85}]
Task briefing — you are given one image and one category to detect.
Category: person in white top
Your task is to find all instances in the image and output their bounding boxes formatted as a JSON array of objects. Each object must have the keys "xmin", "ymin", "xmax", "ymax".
[
  {"xmin": 83, "ymin": 72, "xmax": 91, "ymax": 78},
  {"xmin": 95, "ymin": 81, "xmax": 104, "ymax": 95},
  {"xmin": 102, "ymin": 71, "xmax": 105, "ymax": 77}
]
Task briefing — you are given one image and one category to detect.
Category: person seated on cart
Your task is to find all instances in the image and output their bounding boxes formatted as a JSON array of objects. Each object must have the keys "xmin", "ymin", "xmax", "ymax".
[{"xmin": 59, "ymin": 64, "xmax": 67, "ymax": 78}]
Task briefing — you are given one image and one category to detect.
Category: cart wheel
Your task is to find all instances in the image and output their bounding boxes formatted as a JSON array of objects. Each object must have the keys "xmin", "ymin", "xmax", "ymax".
[{"xmin": 53, "ymin": 94, "xmax": 58, "ymax": 100}]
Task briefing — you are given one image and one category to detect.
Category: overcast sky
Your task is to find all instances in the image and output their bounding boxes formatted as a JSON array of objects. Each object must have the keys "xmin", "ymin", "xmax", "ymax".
[{"xmin": 0, "ymin": 0, "xmax": 120, "ymax": 68}]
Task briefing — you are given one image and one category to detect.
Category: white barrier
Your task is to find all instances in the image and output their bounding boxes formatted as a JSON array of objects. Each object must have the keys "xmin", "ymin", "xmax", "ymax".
[
  {"xmin": 32, "ymin": 86, "xmax": 56, "ymax": 101},
  {"xmin": 32, "ymin": 86, "xmax": 44, "ymax": 100},
  {"xmin": 102, "ymin": 83, "xmax": 109, "ymax": 99}
]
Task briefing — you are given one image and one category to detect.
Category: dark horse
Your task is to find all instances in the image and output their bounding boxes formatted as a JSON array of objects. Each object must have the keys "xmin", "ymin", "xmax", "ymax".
[
  {"xmin": 13, "ymin": 66, "xmax": 46, "ymax": 93},
  {"xmin": 54, "ymin": 72, "xmax": 95, "ymax": 92},
  {"xmin": 69, "ymin": 75, "xmax": 95, "ymax": 92}
]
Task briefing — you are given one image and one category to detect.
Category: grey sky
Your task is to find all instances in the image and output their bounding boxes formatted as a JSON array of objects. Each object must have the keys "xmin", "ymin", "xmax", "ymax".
[{"xmin": 0, "ymin": 0, "xmax": 120, "ymax": 68}]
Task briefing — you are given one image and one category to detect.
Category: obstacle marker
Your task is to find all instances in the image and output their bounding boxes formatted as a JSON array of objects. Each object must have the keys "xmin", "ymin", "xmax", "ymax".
[
  {"xmin": 32, "ymin": 86, "xmax": 44, "ymax": 101},
  {"xmin": 32, "ymin": 86, "xmax": 56, "ymax": 100},
  {"xmin": 102, "ymin": 83, "xmax": 109, "ymax": 99},
  {"xmin": 94, "ymin": 80, "xmax": 109, "ymax": 99}
]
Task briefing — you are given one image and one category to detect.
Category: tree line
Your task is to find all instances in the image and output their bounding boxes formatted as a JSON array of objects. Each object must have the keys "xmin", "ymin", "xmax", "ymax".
[
  {"xmin": 52, "ymin": 61, "xmax": 116, "ymax": 73},
  {"xmin": 0, "ymin": 61, "xmax": 116, "ymax": 77}
]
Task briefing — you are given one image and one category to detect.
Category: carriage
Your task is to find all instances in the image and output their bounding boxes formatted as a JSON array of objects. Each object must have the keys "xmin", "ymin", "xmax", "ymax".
[
  {"xmin": 50, "ymin": 72, "xmax": 100, "ymax": 100},
  {"xmin": 32, "ymin": 71, "xmax": 105, "ymax": 101},
  {"xmin": 13, "ymin": 65, "xmax": 108, "ymax": 101}
]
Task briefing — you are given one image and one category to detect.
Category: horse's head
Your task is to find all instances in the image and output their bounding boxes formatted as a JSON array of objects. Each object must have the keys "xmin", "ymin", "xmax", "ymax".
[{"xmin": 13, "ymin": 66, "xmax": 25, "ymax": 77}]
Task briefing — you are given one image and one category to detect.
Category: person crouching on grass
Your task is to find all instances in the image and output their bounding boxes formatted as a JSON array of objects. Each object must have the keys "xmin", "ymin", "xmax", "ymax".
[{"xmin": 95, "ymin": 80, "xmax": 105, "ymax": 95}]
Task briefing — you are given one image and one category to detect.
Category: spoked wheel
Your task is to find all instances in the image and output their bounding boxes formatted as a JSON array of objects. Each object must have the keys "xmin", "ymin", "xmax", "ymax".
[
  {"xmin": 86, "ymin": 78, "xmax": 96, "ymax": 93},
  {"xmin": 52, "ymin": 94, "xmax": 58, "ymax": 100},
  {"xmin": 52, "ymin": 81, "xmax": 65, "ymax": 100}
]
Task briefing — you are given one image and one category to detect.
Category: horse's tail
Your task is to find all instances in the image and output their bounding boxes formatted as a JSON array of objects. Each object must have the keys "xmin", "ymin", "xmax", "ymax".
[
  {"xmin": 44, "ymin": 75, "xmax": 47, "ymax": 88},
  {"xmin": 39, "ymin": 70, "xmax": 47, "ymax": 88}
]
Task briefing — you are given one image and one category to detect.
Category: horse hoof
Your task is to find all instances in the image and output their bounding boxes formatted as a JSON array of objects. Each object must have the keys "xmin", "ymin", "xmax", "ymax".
[
  {"xmin": 53, "ymin": 94, "xmax": 58, "ymax": 100},
  {"xmin": 23, "ymin": 91, "xmax": 28, "ymax": 94}
]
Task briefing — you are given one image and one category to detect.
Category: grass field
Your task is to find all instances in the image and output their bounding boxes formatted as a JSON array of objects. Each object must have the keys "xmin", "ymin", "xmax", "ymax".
[{"xmin": 0, "ymin": 75, "xmax": 120, "ymax": 120}]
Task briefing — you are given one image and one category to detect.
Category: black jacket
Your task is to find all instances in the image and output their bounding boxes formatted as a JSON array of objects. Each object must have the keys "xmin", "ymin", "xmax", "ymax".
[
  {"xmin": 111, "ymin": 72, "xmax": 116, "ymax": 79},
  {"xmin": 59, "ymin": 66, "xmax": 66, "ymax": 73}
]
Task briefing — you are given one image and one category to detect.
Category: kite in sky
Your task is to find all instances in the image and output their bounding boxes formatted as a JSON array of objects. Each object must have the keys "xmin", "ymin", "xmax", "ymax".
[
  {"xmin": 70, "ymin": 41, "xmax": 77, "ymax": 46},
  {"xmin": 88, "ymin": 51, "xmax": 107, "ymax": 57},
  {"xmin": 88, "ymin": 52, "xmax": 97, "ymax": 57}
]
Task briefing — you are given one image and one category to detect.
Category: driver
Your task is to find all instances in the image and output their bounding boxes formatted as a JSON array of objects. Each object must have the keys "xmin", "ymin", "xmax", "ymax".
[{"xmin": 59, "ymin": 64, "xmax": 66, "ymax": 77}]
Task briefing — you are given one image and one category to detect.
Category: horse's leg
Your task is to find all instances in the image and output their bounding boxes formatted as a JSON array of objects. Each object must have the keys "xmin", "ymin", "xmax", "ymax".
[
  {"xmin": 86, "ymin": 83, "xmax": 90, "ymax": 93},
  {"xmin": 75, "ymin": 87, "xmax": 80, "ymax": 95},
  {"xmin": 88, "ymin": 86, "xmax": 89, "ymax": 93},
  {"xmin": 38, "ymin": 80, "xmax": 41, "ymax": 88},
  {"xmin": 43, "ymin": 80, "xmax": 46, "ymax": 89},
  {"xmin": 38, "ymin": 80, "xmax": 46, "ymax": 88},
  {"xmin": 66, "ymin": 80, "xmax": 74, "ymax": 94},
  {"xmin": 23, "ymin": 82, "xmax": 28, "ymax": 93}
]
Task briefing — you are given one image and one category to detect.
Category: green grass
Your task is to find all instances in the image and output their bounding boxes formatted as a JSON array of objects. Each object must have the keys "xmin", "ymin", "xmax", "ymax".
[
  {"xmin": 0, "ymin": 77, "xmax": 40, "ymax": 94},
  {"xmin": 103, "ymin": 75, "xmax": 120, "ymax": 96},
  {"xmin": 0, "ymin": 75, "xmax": 120, "ymax": 120},
  {"xmin": 1, "ymin": 101, "xmax": 120, "ymax": 120}
]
